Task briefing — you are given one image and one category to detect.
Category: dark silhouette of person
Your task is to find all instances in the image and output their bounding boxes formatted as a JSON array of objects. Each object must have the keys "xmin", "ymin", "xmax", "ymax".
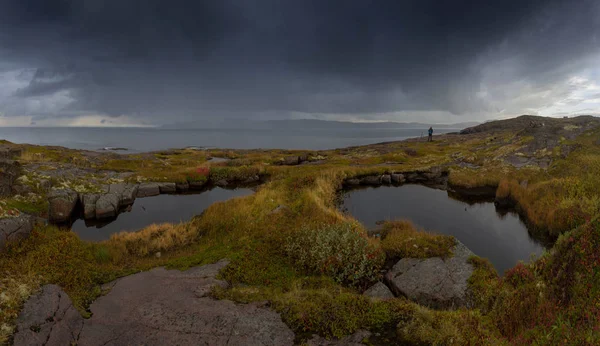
[{"xmin": 428, "ymin": 126, "xmax": 433, "ymax": 142}]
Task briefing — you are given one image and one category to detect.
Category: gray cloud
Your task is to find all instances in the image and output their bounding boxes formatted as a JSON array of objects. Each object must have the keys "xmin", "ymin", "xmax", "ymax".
[{"xmin": 0, "ymin": 0, "xmax": 599, "ymax": 124}]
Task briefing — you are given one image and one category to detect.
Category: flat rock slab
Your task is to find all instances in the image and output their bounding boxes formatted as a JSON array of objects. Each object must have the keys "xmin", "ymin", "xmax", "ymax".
[
  {"xmin": 14, "ymin": 259, "xmax": 295, "ymax": 346},
  {"xmin": 385, "ymin": 241, "xmax": 474, "ymax": 309},
  {"xmin": 136, "ymin": 182, "xmax": 160, "ymax": 197},
  {"xmin": 13, "ymin": 285, "xmax": 84, "ymax": 346}
]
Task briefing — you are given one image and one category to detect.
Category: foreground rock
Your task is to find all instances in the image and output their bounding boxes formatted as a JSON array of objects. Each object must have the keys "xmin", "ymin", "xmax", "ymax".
[
  {"xmin": 385, "ymin": 241, "xmax": 474, "ymax": 309},
  {"xmin": 0, "ymin": 215, "xmax": 34, "ymax": 251},
  {"xmin": 14, "ymin": 259, "xmax": 295, "ymax": 346},
  {"xmin": 13, "ymin": 285, "xmax": 83, "ymax": 346}
]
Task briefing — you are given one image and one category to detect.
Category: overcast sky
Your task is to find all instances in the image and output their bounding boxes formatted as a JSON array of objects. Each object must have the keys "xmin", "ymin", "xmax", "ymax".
[{"xmin": 1, "ymin": 0, "xmax": 600, "ymax": 127}]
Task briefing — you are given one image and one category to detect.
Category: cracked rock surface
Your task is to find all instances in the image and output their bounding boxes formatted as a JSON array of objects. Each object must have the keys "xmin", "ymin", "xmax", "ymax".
[
  {"xmin": 14, "ymin": 259, "xmax": 295, "ymax": 346},
  {"xmin": 385, "ymin": 241, "xmax": 474, "ymax": 309}
]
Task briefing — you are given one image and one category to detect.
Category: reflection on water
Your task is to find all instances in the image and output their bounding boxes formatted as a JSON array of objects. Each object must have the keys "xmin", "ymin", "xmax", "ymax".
[
  {"xmin": 72, "ymin": 188, "xmax": 254, "ymax": 242},
  {"xmin": 340, "ymin": 185, "xmax": 547, "ymax": 275}
]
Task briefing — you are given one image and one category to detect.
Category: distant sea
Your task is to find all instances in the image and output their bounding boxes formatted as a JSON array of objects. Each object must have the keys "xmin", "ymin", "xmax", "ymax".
[{"xmin": 0, "ymin": 127, "xmax": 459, "ymax": 152}]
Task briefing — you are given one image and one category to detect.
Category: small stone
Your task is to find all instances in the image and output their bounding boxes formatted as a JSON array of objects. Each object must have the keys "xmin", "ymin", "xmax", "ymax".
[
  {"xmin": 363, "ymin": 282, "xmax": 394, "ymax": 301},
  {"xmin": 155, "ymin": 252, "xmax": 161, "ymax": 258}
]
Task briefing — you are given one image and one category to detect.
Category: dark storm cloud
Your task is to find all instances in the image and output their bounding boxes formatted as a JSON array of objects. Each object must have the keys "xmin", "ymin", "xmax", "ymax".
[{"xmin": 0, "ymin": 0, "xmax": 599, "ymax": 123}]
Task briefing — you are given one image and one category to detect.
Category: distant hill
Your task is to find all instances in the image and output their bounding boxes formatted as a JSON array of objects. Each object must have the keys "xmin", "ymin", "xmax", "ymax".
[{"xmin": 162, "ymin": 119, "xmax": 479, "ymax": 130}]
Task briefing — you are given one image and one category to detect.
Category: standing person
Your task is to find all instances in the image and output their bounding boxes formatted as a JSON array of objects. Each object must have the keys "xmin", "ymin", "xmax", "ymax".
[{"xmin": 428, "ymin": 126, "xmax": 433, "ymax": 142}]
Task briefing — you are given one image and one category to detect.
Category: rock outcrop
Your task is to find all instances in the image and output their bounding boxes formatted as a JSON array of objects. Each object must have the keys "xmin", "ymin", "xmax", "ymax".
[
  {"xmin": 48, "ymin": 190, "xmax": 79, "ymax": 223},
  {"xmin": 0, "ymin": 215, "xmax": 34, "ymax": 251},
  {"xmin": 385, "ymin": 241, "xmax": 474, "ymax": 309},
  {"xmin": 13, "ymin": 260, "xmax": 295, "ymax": 346}
]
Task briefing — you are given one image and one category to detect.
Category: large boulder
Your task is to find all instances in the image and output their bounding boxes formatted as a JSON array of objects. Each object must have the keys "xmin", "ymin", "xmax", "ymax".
[
  {"xmin": 0, "ymin": 215, "xmax": 34, "ymax": 251},
  {"xmin": 81, "ymin": 194, "xmax": 100, "ymax": 220},
  {"xmin": 95, "ymin": 193, "xmax": 120, "ymax": 219},
  {"xmin": 13, "ymin": 285, "xmax": 84, "ymax": 346},
  {"xmin": 385, "ymin": 241, "xmax": 474, "ymax": 309},
  {"xmin": 48, "ymin": 190, "xmax": 78, "ymax": 223},
  {"xmin": 188, "ymin": 180, "xmax": 207, "ymax": 190},
  {"xmin": 0, "ymin": 160, "xmax": 22, "ymax": 197},
  {"xmin": 157, "ymin": 182, "xmax": 176, "ymax": 193},
  {"xmin": 137, "ymin": 182, "xmax": 160, "ymax": 197},
  {"xmin": 108, "ymin": 183, "xmax": 138, "ymax": 206}
]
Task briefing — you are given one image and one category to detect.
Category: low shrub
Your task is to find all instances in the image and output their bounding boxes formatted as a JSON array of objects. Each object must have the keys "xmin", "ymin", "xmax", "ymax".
[
  {"xmin": 284, "ymin": 223, "xmax": 384, "ymax": 287},
  {"xmin": 380, "ymin": 220, "xmax": 456, "ymax": 259}
]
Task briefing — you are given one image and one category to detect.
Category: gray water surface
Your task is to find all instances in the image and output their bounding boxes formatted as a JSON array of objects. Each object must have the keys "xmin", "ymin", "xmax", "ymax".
[
  {"xmin": 0, "ymin": 127, "xmax": 457, "ymax": 152},
  {"xmin": 73, "ymin": 188, "xmax": 254, "ymax": 241},
  {"xmin": 341, "ymin": 185, "xmax": 546, "ymax": 274}
]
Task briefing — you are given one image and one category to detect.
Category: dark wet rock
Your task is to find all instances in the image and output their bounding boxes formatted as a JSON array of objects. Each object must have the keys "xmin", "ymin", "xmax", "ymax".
[
  {"xmin": 242, "ymin": 175, "xmax": 260, "ymax": 184},
  {"xmin": 113, "ymin": 183, "xmax": 138, "ymax": 206},
  {"xmin": 13, "ymin": 284, "xmax": 84, "ymax": 346},
  {"xmin": 363, "ymin": 282, "xmax": 394, "ymax": 301},
  {"xmin": 361, "ymin": 175, "xmax": 382, "ymax": 186},
  {"xmin": 137, "ymin": 182, "xmax": 160, "ymax": 197},
  {"xmin": 157, "ymin": 182, "xmax": 176, "ymax": 193},
  {"xmin": 391, "ymin": 173, "xmax": 405, "ymax": 184},
  {"xmin": 0, "ymin": 215, "xmax": 34, "ymax": 251},
  {"xmin": 95, "ymin": 193, "xmax": 119, "ymax": 219},
  {"xmin": 74, "ymin": 259, "xmax": 294, "ymax": 346},
  {"xmin": 0, "ymin": 160, "xmax": 22, "ymax": 197},
  {"xmin": 283, "ymin": 156, "xmax": 300, "ymax": 166},
  {"xmin": 48, "ymin": 190, "xmax": 79, "ymax": 223},
  {"xmin": 306, "ymin": 330, "xmax": 371, "ymax": 346},
  {"xmin": 215, "ymin": 179, "xmax": 229, "ymax": 187},
  {"xmin": 188, "ymin": 180, "xmax": 207, "ymax": 190},
  {"xmin": 381, "ymin": 174, "xmax": 392, "ymax": 185},
  {"xmin": 81, "ymin": 194, "xmax": 100, "ymax": 220},
  {"xmin": 405, "ymin": 173, "xmax": 421, "ymax": 182},
  {"xmin": 345, "ymin": 178, "xmax": 360, "ymax": 186},
  {"xmin": 176, "ymin": 182, "xmax": 189, "ymax": 191},
  {"xmin": 385, "ymin": 241, "xmax": 474, "ymax": 309}
]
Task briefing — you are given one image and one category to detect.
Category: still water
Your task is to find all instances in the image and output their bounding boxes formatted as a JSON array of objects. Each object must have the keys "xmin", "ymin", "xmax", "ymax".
[
  {"xmin": 0, "ymin": 127, "xmax": 457, "ymax": 152},
  {"xmin": 340, "ymin": 185, "xmax": 546, "ymax": 274},
  {"xmin": 72, "ymin": 188, "xmax": 254, "ymax": 241}
]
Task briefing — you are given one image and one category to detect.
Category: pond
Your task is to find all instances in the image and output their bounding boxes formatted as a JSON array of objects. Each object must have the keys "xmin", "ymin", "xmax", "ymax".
[
  {"xmin": 72, "ymin": 188, "xmax": 254, "ymax": 242},
  {"xmin": 340, "ymin": 184, "xmax": 547, "ymax": 274}
]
